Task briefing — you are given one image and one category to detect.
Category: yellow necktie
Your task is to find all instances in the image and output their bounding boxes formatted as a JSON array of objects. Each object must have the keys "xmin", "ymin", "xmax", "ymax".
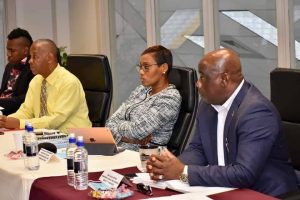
[{"xmin": 39, "ymin": 79, "xmax": 48, "ymax": 117}]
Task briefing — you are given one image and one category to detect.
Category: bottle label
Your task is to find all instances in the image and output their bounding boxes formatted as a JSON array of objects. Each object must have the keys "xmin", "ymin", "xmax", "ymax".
[
  {"xmin": 26, "ymin": 145, "xmax": 37, "ymax": 157},
  {"xmin": 23, "ymin": 143, "xmax": 26, "ymax": 154},
  {"xmin": 74, "ymin": 161, "xmax": 80, "ymax": 173},
  {"xmin": 74, "ymin": 161, "xmax": 87, "ymax": 173},
  {"xmin": 67, "ymin": 159, "xmax": 74, "ymax": 170}
]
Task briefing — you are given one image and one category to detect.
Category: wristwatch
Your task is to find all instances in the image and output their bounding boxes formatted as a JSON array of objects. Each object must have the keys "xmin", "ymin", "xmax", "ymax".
[{"xmin": 179, "ymin": 165, "xmax": 188, "ymax": 183}]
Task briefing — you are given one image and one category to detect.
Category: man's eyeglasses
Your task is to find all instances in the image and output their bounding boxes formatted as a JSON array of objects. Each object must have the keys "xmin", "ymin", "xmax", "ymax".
[{"xmin": 136, "ymin": 63, "xmax": 162, "ymax": 72}]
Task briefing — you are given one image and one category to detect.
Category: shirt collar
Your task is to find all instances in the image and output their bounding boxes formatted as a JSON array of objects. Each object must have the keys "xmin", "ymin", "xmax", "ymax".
[
  {"xmin": 212, "ymin": 79, "xmax": 245, "ymax": 113},
  {"xmin": 21, "ymin": 57, "xmax": 27, "ymax": 64},
  {"xmin": 45, "ymin": 64, "xmax": 61, "ymax": 85},
  {"xmin": 13, "ymin": 57, "xmax": 28, "ymax": 69}
]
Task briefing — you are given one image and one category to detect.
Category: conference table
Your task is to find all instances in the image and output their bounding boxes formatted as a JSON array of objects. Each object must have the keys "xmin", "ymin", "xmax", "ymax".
[
  {"xmin": 0, "ymin": 130, "xmax": 278, "ymax": 200},
  {"xmin": 29, "ymin": 167, "xmax": 278, "ymax": 200},
  {"xmin": 0, "ymin": 131, "xmax": 141, "ymax": 200}
]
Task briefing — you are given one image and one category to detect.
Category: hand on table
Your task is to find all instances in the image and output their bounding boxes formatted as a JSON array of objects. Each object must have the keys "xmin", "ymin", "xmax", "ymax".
[
  {"xmin": 0, "ymin": 116, "xmax": 20, "ymax": 129},
  {"xmin": 146, "ymin": 149, "xmax": 184, "ymax": 181}
]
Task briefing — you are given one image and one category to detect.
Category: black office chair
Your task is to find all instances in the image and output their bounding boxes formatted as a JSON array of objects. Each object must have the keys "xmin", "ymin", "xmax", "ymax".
[
  {"xmin": 66, "ymin": 54, "xmax": 113, "ymax": 127},
  {"xmin": 167, "ymin": 66, "xmax": 198, "ymax": 156},
  {"xmin": 270, "ymin": 68, "xmax": 300, "ymax": 199}
]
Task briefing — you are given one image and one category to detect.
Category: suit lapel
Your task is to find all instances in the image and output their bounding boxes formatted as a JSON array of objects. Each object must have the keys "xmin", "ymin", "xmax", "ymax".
[
  {"xmin": 206, "ymin": 105, "xmax": 218, "ymax": 165},
  {"xmin": 223, "ymin": 81, "xmax": 251, "ymax": 164}
]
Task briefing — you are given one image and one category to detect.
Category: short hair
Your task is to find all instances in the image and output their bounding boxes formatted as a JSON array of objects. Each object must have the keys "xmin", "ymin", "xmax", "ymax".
[
  {"xmin": 7, "ymin": 28, "xmax": 33, "ymax": 46},
  {"xmin": 141, "ymin": 45, "xmax": 173, "ymax": 74},
  {"xmin": 34, "ymin": 39, "xmax": 59, "ymax": 62}
]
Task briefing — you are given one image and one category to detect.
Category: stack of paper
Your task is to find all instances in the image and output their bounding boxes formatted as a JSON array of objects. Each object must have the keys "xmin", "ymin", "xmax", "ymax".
[
  {"xmin": 165, "ymin": 180, "xmax": 234, "ymax": 195},
  {"xmin": 132, "ymin": 173, "xmax": 235, "ymax": 196}
]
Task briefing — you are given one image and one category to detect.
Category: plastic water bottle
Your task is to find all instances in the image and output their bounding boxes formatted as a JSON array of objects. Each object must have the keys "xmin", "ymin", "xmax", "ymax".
[
  {"xmin": 73, "ymin": 136, "xmax": 88, "ymax": 190},
  {"xmin": 24, "ymin": 124, "xmax": 40, "ymax": 170},
  {"xmin": 66, "ymin": 133, "xmax": 77, "ymax": 186}
]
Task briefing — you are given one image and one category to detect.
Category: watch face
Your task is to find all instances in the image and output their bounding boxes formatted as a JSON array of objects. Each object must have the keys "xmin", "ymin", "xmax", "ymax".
[{"xmin": 179, "ymin": 173, "xmax": 188, "ymax": 183}]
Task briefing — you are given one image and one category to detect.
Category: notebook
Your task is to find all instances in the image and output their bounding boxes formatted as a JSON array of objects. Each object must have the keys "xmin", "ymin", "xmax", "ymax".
[{"xmin": 67, "ymin": 127, "xmax": 117, "ymax": 155}]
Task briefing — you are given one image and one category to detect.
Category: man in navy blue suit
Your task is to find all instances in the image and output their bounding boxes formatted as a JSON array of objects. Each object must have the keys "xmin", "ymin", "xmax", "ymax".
[{"xmin": 147, "ymin": 48, "xmax": 298, "ymax": 196}]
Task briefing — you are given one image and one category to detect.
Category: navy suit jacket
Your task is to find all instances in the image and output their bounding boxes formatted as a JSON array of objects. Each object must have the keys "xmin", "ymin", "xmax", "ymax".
[
  {"xmin": 0, "ymin": 60, "xmax": 34, "ymax": 115},
  {"xmin": 178, "ymin": 81, "xmax": 298, "ymax": 196}
]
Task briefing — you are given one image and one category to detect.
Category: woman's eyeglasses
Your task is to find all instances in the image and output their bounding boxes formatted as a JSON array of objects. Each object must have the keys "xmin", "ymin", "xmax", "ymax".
[{"xmin": 136, "ymin": 63, "xmax": 162, "ymax": 72}]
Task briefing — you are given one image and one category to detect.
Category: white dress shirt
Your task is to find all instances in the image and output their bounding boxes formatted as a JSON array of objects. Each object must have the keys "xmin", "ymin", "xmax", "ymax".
[{"xmin": 211, "ymin": 79, "xmax": 244, "ymax": 166}]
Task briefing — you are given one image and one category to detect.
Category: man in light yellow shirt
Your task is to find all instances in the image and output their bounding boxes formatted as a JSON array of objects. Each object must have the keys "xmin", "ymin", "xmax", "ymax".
[{"xmin": 0, "ymin": 39, "xmax": 91, "ymax": 132}]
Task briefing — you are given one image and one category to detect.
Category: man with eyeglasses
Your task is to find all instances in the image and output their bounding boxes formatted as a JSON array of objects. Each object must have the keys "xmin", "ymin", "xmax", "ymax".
[
  {"xmin": 106, "ymin": 45, "xmax": 181, "ymax": 151},
  {"xmin": 147, "ymin": 48, "xmax": 298, "ymax": 197}
]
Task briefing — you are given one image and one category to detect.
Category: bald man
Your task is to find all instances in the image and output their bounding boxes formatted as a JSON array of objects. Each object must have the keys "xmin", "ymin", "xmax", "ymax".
[
  {"xmin": 147, "ymin": 48, "xmax": 298, "ymax": 196},
  {"xmin": 0, "ymin": 39, "xmax": 91, "ymax": 132}
]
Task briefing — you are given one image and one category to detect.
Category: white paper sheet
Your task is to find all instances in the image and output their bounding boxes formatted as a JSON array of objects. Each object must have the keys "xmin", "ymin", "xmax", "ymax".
[
  {"xmin": 166, "ymin": 180, "xmax": 235, "ymax": 195},
  {"xmin": 132, "ymin": 173, "xmax": 235, "ymax": 196}
]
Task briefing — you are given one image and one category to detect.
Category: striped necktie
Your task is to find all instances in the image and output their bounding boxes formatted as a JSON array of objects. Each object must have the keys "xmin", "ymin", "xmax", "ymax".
[{"xmin": 39, "ymin": 79, "xmax": 48, "ymax": 117}]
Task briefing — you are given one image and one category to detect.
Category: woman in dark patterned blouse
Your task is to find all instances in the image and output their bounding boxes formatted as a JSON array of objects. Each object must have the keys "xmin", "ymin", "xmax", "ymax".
[{"xmin": 106, "ymin": 45, "xmax": 181, "ymax": 151}]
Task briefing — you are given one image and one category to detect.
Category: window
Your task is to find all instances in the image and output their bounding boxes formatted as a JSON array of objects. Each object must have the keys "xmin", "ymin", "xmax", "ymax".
[
  {"xmin": 158, "ymin": 0, "xmax": 203, "ymax": 71},
  {"xmin": 219, "ymin": 0, "xmax": 277, "ymax": 98},
  {"xmin": 114, "ymin": 0, "xmax": 147, "ymax": 107},
  {"xmin": 294, "ymin": 0, "xmax": 300, "ymax": 67}
]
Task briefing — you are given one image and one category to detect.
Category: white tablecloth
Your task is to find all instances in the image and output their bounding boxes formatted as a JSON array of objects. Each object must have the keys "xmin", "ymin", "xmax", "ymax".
[{"xmin": 0, "ymin": 131, "xmax": 140, "ymax": 200}]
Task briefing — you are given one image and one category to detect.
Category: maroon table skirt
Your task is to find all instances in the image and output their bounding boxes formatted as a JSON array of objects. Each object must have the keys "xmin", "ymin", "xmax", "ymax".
[
  {"xmin": 209, "ymin": 188, "xmax": 279, "ymax": 200},
  {"xmin": 29, "ymin": 167, "xmax": 179, "ymax": 200},
  {"xmin": 29, "ymin": 166, "xmax": 278, "ymax": 200}
]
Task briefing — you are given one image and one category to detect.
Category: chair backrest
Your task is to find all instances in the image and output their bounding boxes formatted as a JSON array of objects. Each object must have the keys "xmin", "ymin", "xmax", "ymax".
[
  {"xmin": 66, "ymin": 54, "xmax": 113, "ymax": 127},
  {"xmin": 167, "ymin": 66, "xmax": 198, "ymax": 156},
  {"xmin": 270, "ymin": 68, "xmax": 300, "ymax": 170}
]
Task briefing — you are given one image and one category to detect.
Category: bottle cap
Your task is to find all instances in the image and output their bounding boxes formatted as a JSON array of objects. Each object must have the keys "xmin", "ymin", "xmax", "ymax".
[
  {"xmin": 76, "ymin": 136, "xmax": 84, "ymax": 147},
  {"xmin": 25, "ymin": 122, "xmax": 32, "ymax": 130},
  {"xmin": 27, "ymin": 125, "xmax": 34, "ymax": 132},
  {"xmin": 69, "ymin": 133, "xmax": 76, "ymax": 143}
]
